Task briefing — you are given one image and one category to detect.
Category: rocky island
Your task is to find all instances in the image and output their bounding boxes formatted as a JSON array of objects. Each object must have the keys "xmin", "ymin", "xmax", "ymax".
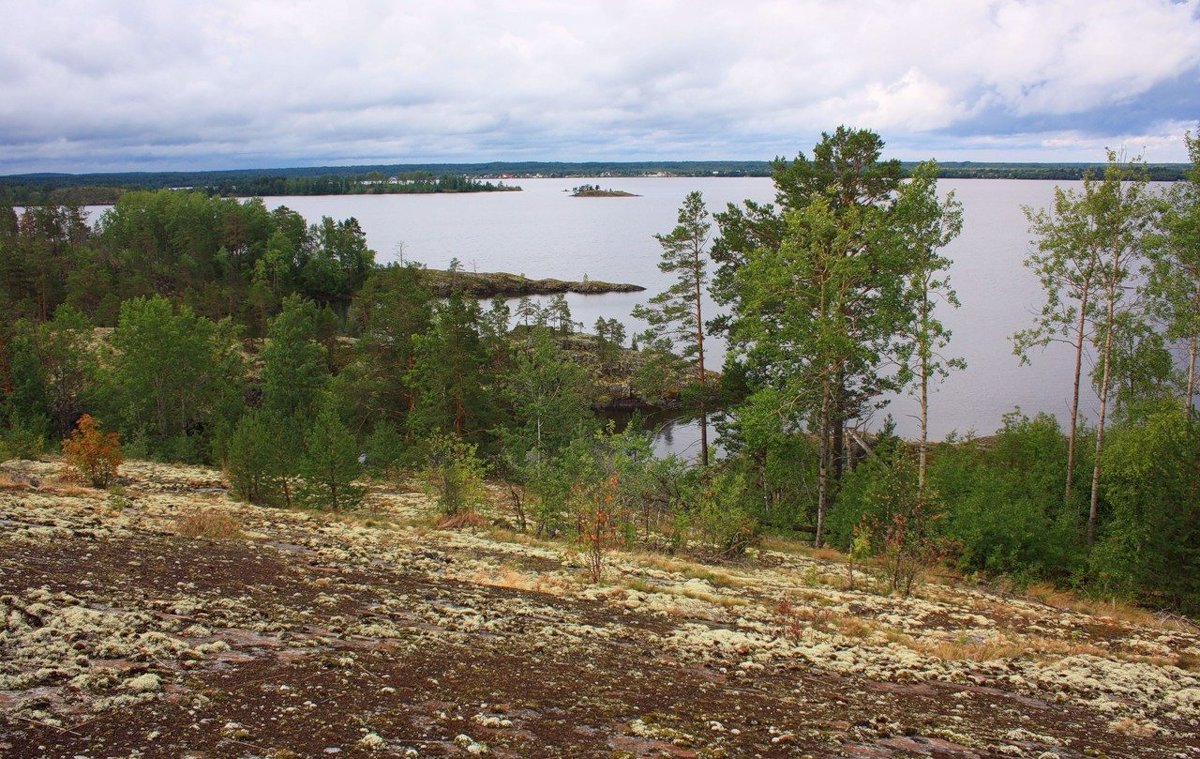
[{"xmin": 424, "ymin": 269, "xmax": 644, "ymax": 298}]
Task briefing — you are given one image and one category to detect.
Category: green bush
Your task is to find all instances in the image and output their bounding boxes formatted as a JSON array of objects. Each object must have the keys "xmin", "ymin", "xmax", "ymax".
[
  {"xmin": 1090, "ymin": 407, "xmax": 1200, "ymax": 611},
  {"xmin": 693, "ymin": 471, "xmax": 759, "ymax": 559},
  {"xmin": 421, "ymin": 434, "xmax": 488, "ymax": 518},
  {"xmin": 226, "ymin": 410, "xmax": 288, "ymax": 506}
]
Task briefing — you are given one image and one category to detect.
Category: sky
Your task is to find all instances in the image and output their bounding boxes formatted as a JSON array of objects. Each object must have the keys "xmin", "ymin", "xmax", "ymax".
[{"xmin": 2, "ymin": 0, "xmax": 1199, "ymax": 174}]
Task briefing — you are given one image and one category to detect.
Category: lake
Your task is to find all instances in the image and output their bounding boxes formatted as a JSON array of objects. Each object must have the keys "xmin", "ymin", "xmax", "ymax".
[{"xmin": 252, "ymin": 177, "xmax": 1149, "ymax": 457}]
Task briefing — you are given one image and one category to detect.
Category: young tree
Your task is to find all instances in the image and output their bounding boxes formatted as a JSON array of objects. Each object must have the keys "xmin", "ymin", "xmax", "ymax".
[
  {"xmin": 63, "ymin": 414, "xmax": 122, "ymax": 487},
  {"xmin": 407, "ymin": 290, "xmax": 494, "ymax": 442},
  {"xmin": 299, "ymin": 399, "xmax": 364, "ymax": 511},
  {"xmin": 632, "ymin": 191, "xmax": 713, "ymax": 465},
  {"xmin": 261, "ymin": 295, "xmax": 330, "ymax": 422},
  {"xmin": 892, "ymin": 161, "xmax": 965, "ymax": 489},
  {"xmin": 500, "ymin": 327, "xmax": 596, "ymax": 474},
  {"xmin": 226, "ymin": 409, "xmax": 291, "ymax": 506},
  {"xmin": 1014, "ymin": 177, "xmax": 1104, "ymax": 508},
  {"xmin": 346, "ymin": 263, "xmax": 435, "ymax": 432}
]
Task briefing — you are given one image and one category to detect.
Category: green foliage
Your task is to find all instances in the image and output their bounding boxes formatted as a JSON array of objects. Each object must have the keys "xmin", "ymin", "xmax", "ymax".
[
  {"xmin": 1091, "ymin": 407, "xmax": 1200, "ymax": 611},
  {"xmin": 298, "ymin": 400, "xmax": 364, "ymax": 511},
  {"xmin": 692, "ymin": 471, "xmax": 759, "ymax": 559},
  {"xmin": 421, "ymin": 434, "xmax": 489, "ymax": 518},
  {"xmin": 98, "ymin": 295, "xmax": 244, "ymax": 462},
  {"xmin": 933, "ymin": 412, "xmax": 1084, "ymax": 580},
  {"xmin": 499, "ymin": 327, "xmax": 596, "ymax": 475},
  {"xmin": 226, "ymin": 410, "xmax": 290, "ymax": 506},
  {"xmin": 721, "ymin": 388, "xmax": 819, "ymax": 530},
  {"xmin": 39, "ymin": 305, "xmax": 95, "ymax": 437},
  {"xmin": 261, "ymin": 295, "xmax": 329, "ymax": 422},
  {"xmin": 1, "ymin": 320, "xmax": 51, "ymax": 445},
  {"xmin": 407, "ymin": 291, "xmax": 496, "ymax": 443},
  {"xmin": 365, "ymin": 423, "xmax": 407, "ymax": 476}
]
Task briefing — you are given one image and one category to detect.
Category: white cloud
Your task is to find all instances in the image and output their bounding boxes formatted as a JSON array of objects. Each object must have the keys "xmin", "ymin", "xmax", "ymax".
[{"xmin": 0, "ymin": 0, "xmax": 1197, "ymax": 171}]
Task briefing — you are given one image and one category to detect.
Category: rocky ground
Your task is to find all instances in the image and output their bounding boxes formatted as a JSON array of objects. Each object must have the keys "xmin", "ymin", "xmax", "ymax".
[{"xmin": 1, "ymin": 459, "xmax": 1199, "ymax": 758}]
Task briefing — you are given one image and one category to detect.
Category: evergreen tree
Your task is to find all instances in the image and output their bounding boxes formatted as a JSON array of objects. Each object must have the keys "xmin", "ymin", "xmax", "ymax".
[
  {"xmin": 299, "ymin": 399, "xmax": 364, "ymax": 511},
  {"xmin": 261, "ymin": 295, "xmax": 329, "ymax": 422},
  {"xmin": 633, "ymin": 191, "xmax": 713, "ymax": 465}
]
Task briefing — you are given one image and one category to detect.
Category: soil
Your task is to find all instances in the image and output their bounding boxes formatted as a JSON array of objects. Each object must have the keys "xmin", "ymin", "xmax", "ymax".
[{"xmin": 2, "ymin": 458, "xmax": 1199, "ymax": 758}]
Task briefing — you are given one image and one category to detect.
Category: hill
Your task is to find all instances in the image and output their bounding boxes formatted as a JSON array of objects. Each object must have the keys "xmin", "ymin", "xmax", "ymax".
[{"xmin": 1, "ymin": 458, "xmax": 1198, "ymax": 756}]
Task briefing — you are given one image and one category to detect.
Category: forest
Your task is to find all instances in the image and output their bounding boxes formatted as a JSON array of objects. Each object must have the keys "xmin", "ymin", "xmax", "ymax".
[
  {"xmin": 2, "ymin": 127, "xmax": 1198, "ymax": 613},
  {"xmin": 2, "ymin": 159, "xmax": 1190, "ymax": 206}
]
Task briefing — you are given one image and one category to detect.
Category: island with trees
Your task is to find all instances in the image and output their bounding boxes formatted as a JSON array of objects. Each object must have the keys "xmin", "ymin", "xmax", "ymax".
[{"xmin": 569, "ymin": 184, "xmax": 639, "ymax": 197}]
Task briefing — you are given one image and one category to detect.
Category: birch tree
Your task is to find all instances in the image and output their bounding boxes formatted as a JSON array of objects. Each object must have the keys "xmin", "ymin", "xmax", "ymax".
[
  {"xmin": 892, "ymin": 161, "xmax": 964, "ymax": 489},
  {"xmin": 1016, "ymin": 152, "xmax": 1153, "ymax": 543},
  {"xmin": 1146, "ymin": 129, "xmax": 1200, "ymax": 412}
]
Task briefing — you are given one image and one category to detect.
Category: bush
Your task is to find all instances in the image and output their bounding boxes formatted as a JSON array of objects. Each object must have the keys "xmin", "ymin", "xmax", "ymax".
[
  {"xmin": 1090, "ymin": 408, "xmax": 1200, "ymax": 611},
  {"xmin": 421, "ymin": 434, "xmax": 488, "ymax": 518},
  {"xmin": 62, "ymin": 414, "xmax": 122, "ymax": 487},
  {"xmin": 572, "ymin": 474, "xmax": 623, "ymax": 582},
  {"xmin": 0, "ymin": 423, "xmax": 47, "ymax": 461},
  {"xmin": 693, "ymin": 472, "xmax": 759, "ymax": 559}
]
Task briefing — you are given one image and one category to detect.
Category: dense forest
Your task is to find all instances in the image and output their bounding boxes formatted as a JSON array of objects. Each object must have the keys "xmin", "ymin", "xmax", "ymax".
[
  {"xmin": 1, "ymin": 160, "xmax": 1190, "ymax": 206},
  {"xmin": 2, "ymin": 127, "xmax": 1198, "ymax": 613}
]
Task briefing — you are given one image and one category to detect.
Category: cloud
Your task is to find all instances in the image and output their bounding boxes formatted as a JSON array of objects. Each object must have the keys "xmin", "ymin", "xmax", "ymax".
[{"xmin": 1, "ymin": 0, "xmax": 1198, "ymax": 172}]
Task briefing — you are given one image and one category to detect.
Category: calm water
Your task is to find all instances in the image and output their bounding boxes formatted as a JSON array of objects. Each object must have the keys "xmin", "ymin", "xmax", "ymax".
[{"xmin": 252, "ymin": 178, "xmax": 1141, "ymax": 456}]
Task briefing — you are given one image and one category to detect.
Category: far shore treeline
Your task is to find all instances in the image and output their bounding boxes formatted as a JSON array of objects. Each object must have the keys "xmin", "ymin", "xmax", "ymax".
[
  {"xmin": 2, "ymin": 126, "xmax": 1199, "ymax": 615},
  {"xmin": 0, "ymin": 159, "xmax": 1191, "ymax": 206}
]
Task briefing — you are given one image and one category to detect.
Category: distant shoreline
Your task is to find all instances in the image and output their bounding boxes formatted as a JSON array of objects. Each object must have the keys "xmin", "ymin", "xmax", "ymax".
[{"xmin": 424, "ymin": 269, "xmax": 645, "ymax": 298}]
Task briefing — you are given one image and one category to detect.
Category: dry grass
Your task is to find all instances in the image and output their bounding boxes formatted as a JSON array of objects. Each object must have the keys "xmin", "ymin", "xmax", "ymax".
[
  {"xmin": 0, "ymin": 472, "xmax": 28, "ymax": 491},
  {"xmin": 912, "ymin": 631, "xmax": 1106, "ymax": 663},
  {"xmin": 1174, "ymin": 651, "xmax": 1200, "ymax": 673},
  {"xmin": 836, "ymin": 616, "xmax": 877, "ymax": 640},
  {"xmin": 436, "ymin": 511, "xmax": 488, "ymax": 530},
  {"xmin": 1108, "ymin": 717, "xmax": 1160, "ymax": 737},
  {"xmin": 916, "ymin": 633, "xmax": 1030, "ymax": 662},
  {"xmin": 174, "ymin": 508, "xmax": 243, "ymax": 540},
  {"xmin": 776, "ymin": 597, "xmax": 839, "ymax": 637},
  {"xmin": 1024, "ymin": 582, "xmax": 1188, "ymax": 631}
]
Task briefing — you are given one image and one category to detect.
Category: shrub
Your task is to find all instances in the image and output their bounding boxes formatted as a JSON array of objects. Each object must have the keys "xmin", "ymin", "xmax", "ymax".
[
  {"xmin": 1090, "ymin": 408, "xmax": 1200, "ymax": 611},
  {"xmin": 62, "ymin": 414, "xmax": 122, "ymax": 487},
  {"xmin": 421, "ymin": 434, "xmax": 488, "ymax": 518},
  {"xmin": 693, "ymin": 472, "xmax": 759, "ymax": 559},
  {"xmin": 572, "ymin": 474, "xmax": 622, "ymax": 583},
  {"xmin": 175, "ymin": 508, "xmax": 242, "ymax": 540}
]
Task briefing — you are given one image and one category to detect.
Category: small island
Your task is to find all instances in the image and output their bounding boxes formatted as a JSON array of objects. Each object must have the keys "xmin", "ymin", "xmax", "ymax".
[
  {"xmin": 569, "ymin": 183, "xmax": 639, "ymax": 197},
  {"xmin": 424, "ymin": 268, "xmax": 645, "ymax": 298}
]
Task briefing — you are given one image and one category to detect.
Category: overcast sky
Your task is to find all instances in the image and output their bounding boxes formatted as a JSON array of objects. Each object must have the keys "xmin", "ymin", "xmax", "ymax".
[{"xmin": 2, "ymin": 0, "xmax": 1199, "ymax": 174}]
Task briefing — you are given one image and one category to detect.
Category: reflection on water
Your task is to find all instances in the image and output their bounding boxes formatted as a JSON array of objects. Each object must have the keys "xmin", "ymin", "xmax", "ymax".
[{"xmin": 601, "ymin": 408, "xmax": 723, "ymax": 462}]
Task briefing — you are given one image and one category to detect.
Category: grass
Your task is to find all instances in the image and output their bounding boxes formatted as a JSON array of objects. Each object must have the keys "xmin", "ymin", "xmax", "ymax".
[
  {"xmin": 1024, "ymin": 582, "xmax": 1191, "ymax": 631},
  {"xmin": 174, "ymin": 508, "xmax": 243, "ymax": 540},
  {"xmin": 435, "ymin": 511, "xmax": 488, "ymax": 530},
  {"xmin": 0, "ymin": 472, "xmax": 28, "ymax": 491}
]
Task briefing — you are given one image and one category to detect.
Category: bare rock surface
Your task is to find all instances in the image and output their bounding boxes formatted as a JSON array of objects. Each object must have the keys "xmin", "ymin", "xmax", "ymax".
[{"xmin": 2, "ymin": 458, "xmax": 1199, "ymax": 757}]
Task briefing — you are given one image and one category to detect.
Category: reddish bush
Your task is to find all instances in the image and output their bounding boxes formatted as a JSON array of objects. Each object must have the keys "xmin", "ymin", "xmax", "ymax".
[{"xmin": 63, "ymin": 414, "xmax": 122, "ymax": 487}]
